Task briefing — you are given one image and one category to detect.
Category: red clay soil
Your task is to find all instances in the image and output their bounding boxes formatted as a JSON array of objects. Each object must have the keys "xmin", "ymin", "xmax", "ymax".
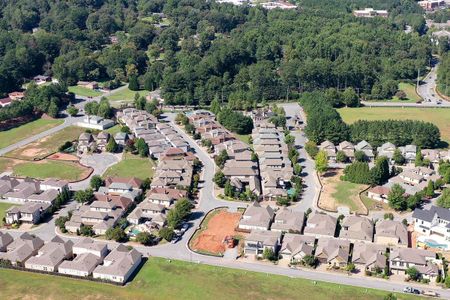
[
  {"xmin": 47, "ymin": 153, "xmax": 79, "ymax": 161},
  {"xmin": 191, "ymin": 211, "xmax": 242, "ymax": 254}
]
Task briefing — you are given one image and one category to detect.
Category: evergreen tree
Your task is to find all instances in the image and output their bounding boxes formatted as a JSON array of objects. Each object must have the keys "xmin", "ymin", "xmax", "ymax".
[
  {"xmin": 128, "ymin": 75, "xmax": 139, "ymax": 91},
  {"xmin": 315, "ymin": 150, "xmax": 328, "ymax": 174},
  {"xmin": 388, "ymin": 184, "xmax": 406, "ymax": 210},
  {"xmin": 392, "ymin": 149, "xmax": 405, "ymax": 165},
  {"xmin": 210, "ymin": 97, "xmax": 221, "ymax": 115},
  {"xmin": 136, "ymin": 138, "xmax": 149, "ymax": 157},
  {"xmin": 106, "ymin": 137, "xmax": 118, "ymax": 153},
  {"xmin": 415, "ymin": 151, "xmax": 424, "ymax": 167}
]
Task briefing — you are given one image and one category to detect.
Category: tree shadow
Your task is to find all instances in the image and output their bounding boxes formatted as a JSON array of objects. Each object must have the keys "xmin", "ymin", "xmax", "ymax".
[{"xmin": 189, "ymin": 211, "xmax": 205, "ymax": 221}]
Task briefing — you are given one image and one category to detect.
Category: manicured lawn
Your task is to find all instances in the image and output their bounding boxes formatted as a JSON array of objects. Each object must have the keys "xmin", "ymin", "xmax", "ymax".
[
  {"xmin": 0, "ymin": 202, "xmax": 16, "ymax": 226},
  {"xmin": 367, "ymin": 82, "xmax": 419, "ymax": 103},
  {"xmin": 7, "ymin": 126, "xmax": 86, "ymax": 159},
  {"xmin": 0, "ymin": 118, "xmax": 63, "ymax": 149},
  {"xmin": 331, "ymin": 180, "xmax": 367, "ymax": 212},
  {"xmin": 13, "ymin": 160, "xmax": 87, "ymax": 181},
  {"xmin": 235, "ymin": 133, "xmax": 251, "ymax": 145},
  {"xmin": 105, "ymin": 125, "xmax": 122, "ymax": 135},
  {"xmin": 0, "ymin": 257, "xmax": 419, "ymax": 300},
  {"xmin": 68, "ymin": 86, "xmax": 102, "ymax": 97},
  {"xmin": 338, "ymin": 107, "xmax": 450, "ymax": 143},
  {"xmin": 106, "ymin": 87, "xmax": 149, "ymax": 102},
  {"xmin": 103, "ymin": 154, "xmax": 155, "ymax": 180},
  {"xmin": 0, "ymin": 157, "xmax": 14, "ymax": 173}
]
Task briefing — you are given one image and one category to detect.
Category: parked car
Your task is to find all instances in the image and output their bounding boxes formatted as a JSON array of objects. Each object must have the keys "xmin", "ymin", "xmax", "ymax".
[
  {"xmin": 422, "ymin": 290, "xmax": 439, "ymax": 297},
  {"xmin": 403, "ymin": 287, "xmax": 421, "ymax": 294},
  {"xmin": 181, "ymin": 223, "xmax": 189, "ymax": 232},
  {"xmin": 171, "ymin": 236, "xmax": 181, "ymax": 244}
]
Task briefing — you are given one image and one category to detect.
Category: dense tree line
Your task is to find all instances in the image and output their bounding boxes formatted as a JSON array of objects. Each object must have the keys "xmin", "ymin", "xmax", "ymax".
[
  {"xmin": 0, "ymin": 0, "xmax": 430, "ymax": 109},
  {"xmin": 437, "ymin": 53, "xmax": 450, "ymax": 97},
  {"xmin": 217, "ymin": 108, "xmax": 253, "ymax": 134},
  {"xmin": 349, "ymin": 120, "xmax": 441, "ymax": 148}
]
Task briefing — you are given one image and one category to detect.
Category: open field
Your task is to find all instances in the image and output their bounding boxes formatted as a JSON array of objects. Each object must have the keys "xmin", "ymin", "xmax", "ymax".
[
  {"xmin": 0, "ymin": 257, "xmax": 419, "ymax": 300},
  {"xmin": 0, "ymin": 202, "xmax": 15, "ymax": 226},
  {"xmin": 0, "ymin": 118, "xmax": 63, "ymax": 149},
  {"xmin": 235, "ymin": 133, "xmax": 251, "ymax": 145},
  {"xmin": 68, "ymin": 86, "xmax": 102, "ymax": 97},
  {"xmin": 105, "ymin": 125, "xmax": 122, "ymax": 135},
  {"xmin": 12, "ymin": 160, "xmax": 89, "ymax": 181},
  {"xmin": 106, "ymin": 87, "xmax": 149, "ymax": 102},
  {"xmin": 338, "ymin": 107, "xmax": 450, "ymax": 143},
  {"xmin": 190, "ymin": 208, "xmax": 243, "ymax": 255},
  {"xmin": 319, "ymin": 169, "xmax": 368, "ymax": 214},
  {"xmin": 6, "ymin": 126, "xmax": 85, "ymax": 160},
  {"xmin": 103, "ymin": 153, "xmax": 155, "ymax": 180}
]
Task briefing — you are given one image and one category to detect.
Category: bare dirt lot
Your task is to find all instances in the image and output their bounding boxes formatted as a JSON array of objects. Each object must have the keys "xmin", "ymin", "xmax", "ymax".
[{"xmin": 191, "ymin": 209, "xmax": 243, "ymax": 255}]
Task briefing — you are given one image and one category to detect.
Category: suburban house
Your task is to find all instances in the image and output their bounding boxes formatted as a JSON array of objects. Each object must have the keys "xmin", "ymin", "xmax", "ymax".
[
  {"xmin": 27, "ymin": 189, "xmax": 59, "ymax": 205},
  {"xmin": 412, "ymin": 206, "xmax": 450, "ymax": 245},
  {"xmin": 40, "ymin": 179, "xmax": 68, "ymax": 192},
  {"xmin": 77, "ymin": 115, "xmax": 115, "ymax": 130},
  {"xmin": 338, "ymin": 141, "xmax": 355, "ymax": 161},
  {"xmin": 25, "ymin": 236, "xmax": 73, "ymax": 272},
  {"xmin": 145, "ymin": 188, "xmax": 187, "ymax": 207},
  {"xmin": 127, "ymin": 201, "xmax": 166, "ymax": 227},
  {"xmin": 244, "ymin": 230, "xmax": 282, "ymax": 257},
  {"xmin": 374, "ymin": 220, "xmax": 408, "ymax": 247},
  {"xmin": 353, "ymin": 8, "xmax": 388, "ymax": 18},
  {"xmin": 96, "ymin": 132, "xmax": 111, "ymax": 151},
  {"xmin": 77, "ymin": 81, "xmax": 98, "ymax": 90},
  {"xmin": 389, "ymin": 248, "xmax": 442, "ymax": 282},
  {"xmin": 5, "ymin": 202, "xmax": 51, "ymax": 225},
  {"xmin": 398, "ymin": 145, "xmax": 417, "ymax": 163},
  {"xmin": 4, "ymin": 179, "xmax": 40, "ymax": 202},
  {"xmin": 355, "ymin": 140, "xmax": 375, "ymax": 161},
  {"xmin": 303, "ymin": 212, "xmax": 337, "ymax": 238},
  {"xmin": 339, "ymin": 216, "xmax": 374, "ymax": 243},
  {"xmin": 33, "ymin": 75, "xmax": 51, "ymax": 85},
  {"xmin": 93, "ymin": 244, "xmax": 142, "ymax": 284},
  {"xmin": 77, "ymin": 132, "xmax": 95, "ymax": 154},
  {"xmin": 0, "ymin": 175, "xmax": 20, "ymax": 198},
  {"xmin": 58, "ymin": 252, "xmax": 102, "ymax": 277},
  {"xmin": 270, "ymin": 208, "xmax": 304, "ymax": 233},
  {"xmin": 352, "ymin": 242, "xmax": 387, "ymax": 272},
  {"xmin": 0, "ymin": 232, "xmax": 14, "ymax": 252},
  {"xmin": 315, "ymin": 238, "xmax": 351, "ymax": 267},
  {"xmin": 279, "ymin": 233, "xmax": 315, "ymax": 263},
  {"xmin": 319, "ymin": 141, "xmax": 337, "ymax": 162},
  {"xmin": 0, "ymin": 233, "xmax": 44, "ymax": 266},
  {"xmin": 72, "ymin": 238, "xmax": 108, "ymax": 258},
  {"xmin": 376, "ymin": 142, "xmax": 396, "ymax": 161},
  {"xmin": 114, "ymin": 132, "xmax": 129, "ymax": 147},
  {"xmin": 238, "ymin": 202, "xmax": 275, "ymax": 231},
  {"xmin": 367, "ymin": 186, "xmax": 391, "ymax": 203}
]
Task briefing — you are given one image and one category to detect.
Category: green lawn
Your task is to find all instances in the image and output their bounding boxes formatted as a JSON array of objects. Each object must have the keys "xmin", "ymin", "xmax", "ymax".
[
  {"xmin": 103, "ymin": 154, "xmax": 155, "ymax": 180},
  {"xmin": 0, "ymin": 257, "xmax": 419, "ymax": 300},
  {"xmin": 0, "ymin": 202, "xmax": 16, "ymax": 226},
  {"xmin": 7, "ymin": 126, "xmax": 86, "ymax": 159},
  {"xmin": 235, "ymin": 134, "xmax": 251, "ymax": 145},
  {"xmin": 338, "ymin": 107, "xmax": 450, "ymax": 143},
  {"xmin": 105, "ymin": 125, "xmax": 122, "ymax": 135},
  {"xmin": 0, "ymin": 118, "xmax": 63, "ymax": 149},
  {"xmin": 106, "ymin": 87, "xmax": 149, "ymax": 102},
  {"xmin": 68, "ymin": 86, "xmax": 102, "ymax": 97},
  {"xmin": 367, "ymin": 82, "xmax": 420, "ymax": 103},
  {"xmin": 331, "ymin": 180, "xmax": 367, "ymax": 212},
  {"xmin": 0, "ymin": 157, "xmax": 14, "ymax": 173},
  {"xmin": 13, "ymin": 160, "xmax": 87, "ymax": 181}
]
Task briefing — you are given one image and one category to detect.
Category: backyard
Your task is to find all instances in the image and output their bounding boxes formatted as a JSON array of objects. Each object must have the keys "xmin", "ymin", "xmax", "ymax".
[
  {"xmin": 0, "ymin": 118, "xmax": 63, "ymax": 149},
  {"xmin": 103, "ymin": 153, "xmax": 155, "ymax": 180},
  {"xmin": 338, "ymin": 107, "xmax": 450, "ymax": 143},
  {"xmin": 0, "ymin": 202, "xmax": 16, "ymax": 226},
  {"xmin": 319, "ymin": 169, "xmax": 368, "ymax": 214},
  {"xmin": 0, "ymin": 257, "xmax": 418, "ymax": 300},
  {"xmin": 6, "ymin": 126, "xmax": 86, "ymax": 160},
  {"xmin": 68, "ymin": 86, "xmax": 102, "ymax": 97}
]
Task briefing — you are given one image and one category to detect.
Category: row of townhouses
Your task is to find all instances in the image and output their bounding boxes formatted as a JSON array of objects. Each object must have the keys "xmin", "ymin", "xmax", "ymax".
[
  {"xmin": 252, "ymin": 121, "xmax": 294, "ymax": 200},
  {"xmin": 118, "ymin": 108, "xmax": 190, "ymax": 158},
  {"xmin": 188, "ymin": 110, "xmax": 262, "ymax": 196},
  {"xmin": 238, "ymin": 202, "xmax": 443, "ymax": 281},
  {"xmin": 0, "ymin": 234, "xmax": 141, "ymax": 284},
  {"xmin": 0, "ymin": 176, "xmax": 68, "ymax": 225}
]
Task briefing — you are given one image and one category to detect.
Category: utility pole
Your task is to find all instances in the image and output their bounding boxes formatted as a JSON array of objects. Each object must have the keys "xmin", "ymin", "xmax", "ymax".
[{"xmin": 416, "ymin": 68, "xmax": 420, "ymax": 89}]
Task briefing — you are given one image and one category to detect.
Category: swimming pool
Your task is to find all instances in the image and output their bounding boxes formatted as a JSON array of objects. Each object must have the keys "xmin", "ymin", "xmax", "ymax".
[{"xmin": 423, "ymin": 239, "xmax": 448, "ymax": 250}]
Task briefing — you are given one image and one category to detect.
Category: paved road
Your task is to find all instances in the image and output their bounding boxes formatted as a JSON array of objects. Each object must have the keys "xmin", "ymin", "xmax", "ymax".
[
  {"xmin": 0, "ymin": 115, "xmax": 84, "ymax": 156},
  {"xmin": 279, "ymin": 103, "xmax": 320, "ymax": 212}
]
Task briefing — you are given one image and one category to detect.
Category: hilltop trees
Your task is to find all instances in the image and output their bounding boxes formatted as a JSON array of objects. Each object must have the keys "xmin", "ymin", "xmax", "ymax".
[{"xmin": 217, "ymin": 109, "xmax": 253, "ymax": 135}]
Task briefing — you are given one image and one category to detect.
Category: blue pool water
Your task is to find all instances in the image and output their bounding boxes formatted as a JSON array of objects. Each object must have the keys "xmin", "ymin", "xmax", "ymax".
[{"xmin": 424, "ymin": 239, "xmax": 447, "ymax": 250}]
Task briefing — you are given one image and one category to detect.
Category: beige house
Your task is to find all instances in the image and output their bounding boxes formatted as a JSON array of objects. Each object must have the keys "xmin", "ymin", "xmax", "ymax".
[
  {"xmin": 238, "ymin": 202, "xmax": 274, "ymax": 231},
  {"xmin": 303, "ymin": 212, "xmax": 337, "ymax": 238},
  {"xmin": 315, "ymin": 238, "xmax": 351, "ymax": 267},
  {"xmin": 374, "ymin": 220, "xmax": 408, "ymax": 247},
  {"xmin": 270, "ymin": 208, "xmax": 304, "ymax": 233},
  {"xmin": 352, "ymin": 242, "xmax": 387, "ymax": 272},
  {"xmin": 339, "ymin": 216, "xmax": 374, "ymax": 243},
  {"xmin": 244, "ymin": 230, "xmax": 282, "ymax": 257},
  {"xmin": 58, "ymin": 253, "xmax": 102, "ymax": 277},
  {"xmin": 0, "ymin": 232, "xmax": 14, "ymax": 252},
  {"xmin": 25, "ymin": 236, "xmax": 73, "ymax": 272},
  {"xmin": 279, "ymin": 233, "xmax": 315, "ymax": 263},
  {"xmin": 0, "ymin": 233, "xmax": 44, "ymax": 266},
  {"xmin": 390, "ymin": 248, "xmax": 442, "ymax": 282}
]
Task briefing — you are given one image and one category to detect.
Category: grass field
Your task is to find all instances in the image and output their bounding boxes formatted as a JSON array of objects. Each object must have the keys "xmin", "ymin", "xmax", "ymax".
[
  {"xmin": 7, "ymin": 126, "xmax": 86, "ymax": 159},
  {"xmin": 105, "ymin": 125, "xmax": 122, "ymax": 135},
  {"xmin": 107, "ymin": 87, "xmax": 149, "ymax": 102},
  {"xmin": 103, "ymin": 153, "xmax": 155, "ymax": 180},
  {"xmin": 0, "ymin": 118, "xmax": 63, "ymax": 149},
  {"xmin": 68, "ymin": 86, "xmax": 102, "ymax": 97},
  {"xmin": 338, "ymin": 107, "xmax": 450, "ymax": 143},
  {"xmin": 331, "ymin": 180, "xmax": 367, "ymax": 212},
  {"xmin": 0, "ymin": 202, "xmax": 16, "ymax": 226},
  {"xmin": 0, "ymin": 157, "xmax": 14, "ymax": 173},
  {"xmin": 0, "ymin": 257, "xmax": 419, "ymax": 300},
  {"xmin": 235, "ymin": 134, "xmax": 251, "ymax": 145},
  {"xmin": 13, "ymin": 160, "xmax": 88, "ymax": 181}
]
